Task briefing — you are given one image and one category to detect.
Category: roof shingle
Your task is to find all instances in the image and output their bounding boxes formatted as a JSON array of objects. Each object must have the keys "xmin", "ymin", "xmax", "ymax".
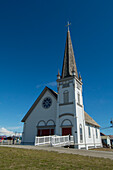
[
  {"xmin": 84, "ymin": 111, "xmax": 100, "ymax": 127},
  {"xmin": 61, "ymin": 30, "xmax": 78, "ymax": 78}
]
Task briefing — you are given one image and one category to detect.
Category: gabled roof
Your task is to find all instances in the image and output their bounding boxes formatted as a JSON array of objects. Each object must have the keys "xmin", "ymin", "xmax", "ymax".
[
  {"xmin": 21, "ymin": 87, "xmax": 100, "ymax": 127},
  {"xmin": 108, "ymin": 135, "xmax": 113, "ymax": 139},
  {"xmin": 61, "ymin": 29, "xmax": 78, "ymax": 78},
  {"xmin": 100, "ymin": 132, "xmax": 106, "ymax": 136},
  {"xmin": 21, "ymin": 86, "xmax": 57, "ymax": 122},
  {"xmin": 84, "ymin": 111, "xmax": 100, "ymax": 127}
]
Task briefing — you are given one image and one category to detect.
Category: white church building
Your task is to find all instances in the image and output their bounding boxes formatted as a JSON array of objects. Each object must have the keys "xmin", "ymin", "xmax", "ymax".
[{"xmin": 21, "ymin": 27, "xmax": 102, "ymax": 149}]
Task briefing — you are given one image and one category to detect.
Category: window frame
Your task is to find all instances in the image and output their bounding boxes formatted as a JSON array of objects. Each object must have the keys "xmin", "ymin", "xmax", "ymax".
[
  {"xmin": 88, "ymin": 126, "xmax": 91, "ymax": 138},
  {"xmin": 80, "ymin": 124, "xmax": 83, "ymax": 142},
  {"xmin": 95, "ymin": 128, "xmax": 98, "ymax": 138},
  {"xmin": 77, "ymin": 92, "xmax": 80, "ymax": 104},
  {"xmin": 63, "ymin": 90, "xmax": 69, "ymax": 103}
]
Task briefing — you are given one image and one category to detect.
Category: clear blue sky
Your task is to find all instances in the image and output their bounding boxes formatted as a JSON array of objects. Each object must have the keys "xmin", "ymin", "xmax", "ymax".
[{"xmin": 0, "ymin": 0, "xmax": 113, "ymax": 135}]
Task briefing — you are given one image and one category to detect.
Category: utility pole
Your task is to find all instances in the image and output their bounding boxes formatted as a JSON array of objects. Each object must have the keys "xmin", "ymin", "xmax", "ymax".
[{"xmin": 110, "ymin": 119, "xmax": 113, "ymax": 127}]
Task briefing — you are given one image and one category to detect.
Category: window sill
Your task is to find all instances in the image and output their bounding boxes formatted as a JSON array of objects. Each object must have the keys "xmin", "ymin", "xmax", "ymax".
[
  {"xmin": 77, "ymin": 103, "xmax": 83, "ymax": 107},
  {"xmin": 59, "ymin": 102, "xmax": 73, "ymax": 106},
  {"xmin": 80, "ymin": 140, "xmax": 83, "ymax": 143}
]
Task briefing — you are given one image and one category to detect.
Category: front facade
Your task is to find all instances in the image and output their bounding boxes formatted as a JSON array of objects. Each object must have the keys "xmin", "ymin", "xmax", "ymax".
[{"xmin": 21, "ymin": 28, "xmax": 102, "ymax": 149}]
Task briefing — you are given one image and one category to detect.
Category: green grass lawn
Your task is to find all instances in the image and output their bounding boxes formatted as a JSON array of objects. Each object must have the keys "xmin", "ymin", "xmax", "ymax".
[{"xmin": 0, "ymin": 147, "xmax": 113, "ymax": 170}]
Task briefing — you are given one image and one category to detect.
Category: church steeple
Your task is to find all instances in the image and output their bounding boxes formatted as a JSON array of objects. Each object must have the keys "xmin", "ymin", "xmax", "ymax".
[{"xmin": 61, "ymin": 28, "xmax": 78, "ymax": 79}]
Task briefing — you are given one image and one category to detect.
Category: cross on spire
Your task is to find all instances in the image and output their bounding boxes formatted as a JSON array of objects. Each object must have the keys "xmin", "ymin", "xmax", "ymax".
[{"xmin": 65, "ymin": 21, "xmax": 71, "ymax": 31}]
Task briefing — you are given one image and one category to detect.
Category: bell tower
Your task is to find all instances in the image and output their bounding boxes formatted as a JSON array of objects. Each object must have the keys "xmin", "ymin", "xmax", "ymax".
[{"xmin": 56, "ymin": 24, "xmax": 85, "ymax": 147}]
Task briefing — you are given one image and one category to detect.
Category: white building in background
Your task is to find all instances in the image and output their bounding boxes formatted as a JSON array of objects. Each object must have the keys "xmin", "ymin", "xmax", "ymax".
[{"xmin": 21, "ymin": 27, "xmax": 102, "ymax": 149}]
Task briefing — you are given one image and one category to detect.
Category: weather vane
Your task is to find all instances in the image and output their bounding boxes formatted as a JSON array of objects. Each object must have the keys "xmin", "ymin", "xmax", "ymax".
[{"xmin": 65, "ymin": 21, "xmax": 71, "ymax": 31}]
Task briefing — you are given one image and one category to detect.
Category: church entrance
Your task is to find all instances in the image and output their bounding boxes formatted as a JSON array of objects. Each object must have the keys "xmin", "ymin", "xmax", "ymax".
[
  {"xmin": 37, "ymin": 120, "xmax": 55, "ymax": 136},
  {"xmin": 62, "ymin": 128, "xmax": 72, "ymax": 136},
  {"xmin": 38, "ymin": 129, "xmax": 54, "ymax": 136}
]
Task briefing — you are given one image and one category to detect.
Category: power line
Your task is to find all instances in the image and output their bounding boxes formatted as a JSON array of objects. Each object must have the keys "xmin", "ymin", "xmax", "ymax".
[
  {"xmin": 100, "ymin": 119, "xmax": 113, "ymax": 130},
  {"xmin": 100, "ymin": 126, "xmax": 113, "ymax": 130}
]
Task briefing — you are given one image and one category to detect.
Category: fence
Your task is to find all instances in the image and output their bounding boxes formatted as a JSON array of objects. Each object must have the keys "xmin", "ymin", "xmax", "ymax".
[
  {"xmin": 35, "ymin": 136, "xmax": 52, "ymax": 146},
  {"xmin": 0, "ymin": 139, "xmax": 21, "ymax": 145},
  {"xmin": 35, "ymin": 135, "xmax": 74, "ymax": 147}
]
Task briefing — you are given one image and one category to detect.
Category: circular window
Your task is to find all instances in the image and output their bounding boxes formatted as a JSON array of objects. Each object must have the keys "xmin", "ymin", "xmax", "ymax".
[{"xmin": 42, "ymin": 97, "xmax": 52, "ymax": 109}]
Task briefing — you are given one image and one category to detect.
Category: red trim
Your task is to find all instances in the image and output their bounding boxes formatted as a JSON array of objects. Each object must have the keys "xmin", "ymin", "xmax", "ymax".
[{"xmin": 38, "ymin": 129, "xmax": 54, "ymax": 136}]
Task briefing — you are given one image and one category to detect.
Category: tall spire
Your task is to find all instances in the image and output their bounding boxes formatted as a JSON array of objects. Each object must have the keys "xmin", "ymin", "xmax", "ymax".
[{"xmin": 61, "ymin": 27, "xmax": 78, "ymax": 78}]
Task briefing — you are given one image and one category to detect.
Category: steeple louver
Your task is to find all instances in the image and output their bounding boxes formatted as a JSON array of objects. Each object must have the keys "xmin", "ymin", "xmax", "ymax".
[{"xmin": 61, "ymin": 29, "xmax": 78, "ymax": 78}]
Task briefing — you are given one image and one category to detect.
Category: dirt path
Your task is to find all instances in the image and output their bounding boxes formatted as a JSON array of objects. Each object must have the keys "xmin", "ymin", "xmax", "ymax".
[{"xmin": 0, "ymin": 145, "xmax": 113, "ymax": 160}]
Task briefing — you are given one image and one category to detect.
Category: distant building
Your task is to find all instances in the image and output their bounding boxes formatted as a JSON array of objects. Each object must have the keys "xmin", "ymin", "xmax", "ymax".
[
  {"xmin": 100, "ymin": 133, "xmax": 111, "ymax": 147},
  {"xmin": 21, "ymin": 27, "xmax": 102, "ymax": 149},
  {"xmin": 109, "ymin": 135, "xmax": 113, "ymax": 146}
]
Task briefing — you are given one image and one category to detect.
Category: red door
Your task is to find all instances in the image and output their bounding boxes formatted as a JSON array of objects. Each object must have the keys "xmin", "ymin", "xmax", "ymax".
[
  {"xmin": 42, "ymin": 129, "xmax": 50, "ymax": 136},
  {"xmin": 38, "ymin": 129, "xmax": 41, "ymax": 136},
  {"xmin": 51, "ymin": 129, "xmax": 54, "ymax": 135},
  {"xmin": 62, "ymin": 128, "xmax": 72, "ymax": 136},
  {"xmin": 38, "ymin": 129, "xmax": 54, "ymax": 136}
]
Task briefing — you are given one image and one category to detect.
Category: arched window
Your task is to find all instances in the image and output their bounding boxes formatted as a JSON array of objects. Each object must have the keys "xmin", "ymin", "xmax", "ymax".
[
  {"xmin": 80, "ymin": 124, "xmax": 83, "ymax": 142},
  {"xmin": 88, "ymin": 126, "xmax": 91, "ymax": 138},
  {"xmin": 63, "ymin": 90, "xmax": 69, "ymax": 103},
  {"xmin": 37, "ymin": 120, "xmax": 46, "ymax": 127},
  {"xmin": 61, "ymin": 119, "xmax": 72, "ymax": 127},
  {"xmin": 78, "ymin": 92, "xmax": 80, "ymax": 104},
  {"xmin": 47, "ymin": 120, "xmax": 55, "ymax": 126}
]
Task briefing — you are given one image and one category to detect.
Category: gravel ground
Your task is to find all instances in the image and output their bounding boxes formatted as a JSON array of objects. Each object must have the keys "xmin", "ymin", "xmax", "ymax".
[{"xmin": 0, "ymin": 145, "xmax": 113, "ymax": 160}]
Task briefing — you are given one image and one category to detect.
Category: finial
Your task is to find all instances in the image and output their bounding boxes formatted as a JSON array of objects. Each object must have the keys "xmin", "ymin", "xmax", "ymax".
[
  {"xmin": 79, "ymin": 72, "xmax": 82, "ymax": 82},
  {"xmin": 72, "ymin": 65, "xmax": 75, "ymax": 76},
  {"xmin": 65, "ymin": 21, "xmax": 71, "ymax": 31},
  {"xmin": 57, "ymin": 69, "xmax": 60, "ymax": 79}
]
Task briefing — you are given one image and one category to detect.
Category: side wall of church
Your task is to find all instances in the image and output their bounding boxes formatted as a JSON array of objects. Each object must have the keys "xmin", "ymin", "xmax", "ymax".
[
  {"xmin": 22, "ymin": 90, "xmax": 57, "ymax": 144},
  {"xmin": 85, "ymin": 124, "xmax": 102, "ymax": 148}
]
